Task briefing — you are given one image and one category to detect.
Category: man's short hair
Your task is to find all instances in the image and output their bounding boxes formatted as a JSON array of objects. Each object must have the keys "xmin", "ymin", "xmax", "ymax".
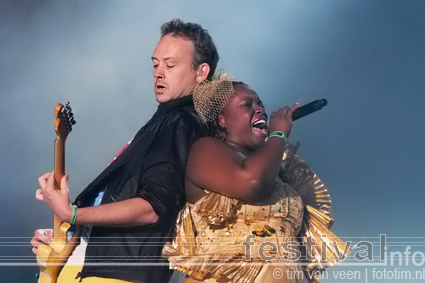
[{"xmin": 160, "ymin": 19, "xmax": 219, "ymax": 81}]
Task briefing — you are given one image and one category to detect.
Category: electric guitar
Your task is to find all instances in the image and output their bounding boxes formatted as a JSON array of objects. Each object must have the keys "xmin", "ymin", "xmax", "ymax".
[{"xmin": 36, "ymin": 102, "xmax": 81, "ymax": 283}]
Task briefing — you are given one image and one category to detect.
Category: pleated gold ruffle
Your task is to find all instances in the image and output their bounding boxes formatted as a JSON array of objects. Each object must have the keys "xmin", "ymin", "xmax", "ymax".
[
  {"xmin": 163, "ymin": 198, "xmax": 263, "ymax": 283},
  {"xmin": 300, "ymin": 205, "xmax": 351, "ymax": 271}
]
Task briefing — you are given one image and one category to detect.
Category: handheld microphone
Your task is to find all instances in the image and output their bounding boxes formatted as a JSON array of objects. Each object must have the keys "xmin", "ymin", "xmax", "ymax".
[{"xmin": 292, "ymin": 99, "xmax": 328, "ymax": 121}]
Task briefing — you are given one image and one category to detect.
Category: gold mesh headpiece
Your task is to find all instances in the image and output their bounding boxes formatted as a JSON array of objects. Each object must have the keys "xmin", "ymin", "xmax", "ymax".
[{"xmin": 193, "ymin": 72, "xmax": 236, "ymax": 123}]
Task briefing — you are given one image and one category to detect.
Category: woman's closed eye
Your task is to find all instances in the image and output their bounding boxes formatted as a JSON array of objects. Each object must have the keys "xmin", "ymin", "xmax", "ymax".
[{"xmin": 241, "ymin": 100, "xmax": 253, "ymax": 108}]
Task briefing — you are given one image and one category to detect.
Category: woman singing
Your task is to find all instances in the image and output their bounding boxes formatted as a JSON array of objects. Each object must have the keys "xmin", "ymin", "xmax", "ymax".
[{"xmin": 163, "ymin": 73, "xmax": 349, "ymax": 283}]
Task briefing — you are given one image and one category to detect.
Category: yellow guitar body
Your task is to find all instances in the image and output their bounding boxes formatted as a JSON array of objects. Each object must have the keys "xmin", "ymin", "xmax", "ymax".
[{"xmin": 37, "ymin": 217, "xmax": 82, "ymax": 283}]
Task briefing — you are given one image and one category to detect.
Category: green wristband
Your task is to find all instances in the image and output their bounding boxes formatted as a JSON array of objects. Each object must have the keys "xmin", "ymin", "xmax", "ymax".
[
  {"xmin": 265, "ymin": 131, "xmax": 288, "ymax": 142},
  {"xmin": 70, "ymin": 204, "xmax": 78, "ymax": 225}
]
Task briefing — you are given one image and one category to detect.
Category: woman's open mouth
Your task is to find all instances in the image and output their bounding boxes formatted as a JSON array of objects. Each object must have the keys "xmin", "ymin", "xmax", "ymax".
[{"xmin": 252, "ymin": 118, "xmax": 268, "ymax": 135}]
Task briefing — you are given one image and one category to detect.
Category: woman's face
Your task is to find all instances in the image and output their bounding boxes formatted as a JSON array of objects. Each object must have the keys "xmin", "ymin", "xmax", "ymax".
[{"xmin": 219, "ymin": 84, "xmax": 268, "ymax": 151}]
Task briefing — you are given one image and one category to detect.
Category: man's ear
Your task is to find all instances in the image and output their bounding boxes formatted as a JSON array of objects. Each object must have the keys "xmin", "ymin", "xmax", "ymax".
[{"xmin": 196, "ymin": 63, "xmax": 210, "ymax": 83}]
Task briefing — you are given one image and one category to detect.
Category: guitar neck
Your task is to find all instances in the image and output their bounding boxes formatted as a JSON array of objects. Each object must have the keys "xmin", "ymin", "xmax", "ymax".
[{"xmin": 53, "ymin": 137, "xmax": 65, "ymax": 238}]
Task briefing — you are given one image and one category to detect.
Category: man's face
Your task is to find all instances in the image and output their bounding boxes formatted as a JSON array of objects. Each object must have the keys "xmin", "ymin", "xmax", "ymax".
[{"xmin": 152, "ymin": 34, "xmax": 199, "ymax": 103}]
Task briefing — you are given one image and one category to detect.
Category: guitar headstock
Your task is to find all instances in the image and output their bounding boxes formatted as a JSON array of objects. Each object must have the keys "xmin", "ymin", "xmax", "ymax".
[{"xmin": 54, "ymin": 102, "xmax": 76, "ymax": 141}]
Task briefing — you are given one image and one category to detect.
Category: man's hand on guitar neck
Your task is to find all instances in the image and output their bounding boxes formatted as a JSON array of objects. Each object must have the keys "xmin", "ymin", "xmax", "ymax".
[
  {"xmin": 36, "ymin": 171, "xmax": 73, "ymax": 223},
  {"xmin": 31, "ymin": 229, "xmax": 53, "ymax": 255}
]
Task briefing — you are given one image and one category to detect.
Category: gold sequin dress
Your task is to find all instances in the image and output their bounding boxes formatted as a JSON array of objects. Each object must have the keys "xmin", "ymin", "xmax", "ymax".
[{"xmin": 163, "ymin": 147, "xmax": 350, "ymax": 283}]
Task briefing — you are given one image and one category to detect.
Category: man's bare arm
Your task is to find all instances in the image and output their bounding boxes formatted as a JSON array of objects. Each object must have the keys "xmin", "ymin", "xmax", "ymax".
[
  {"xmin": 73, "ymin": 198, "xmax": 158, "ymax": 227},
  {"xmin": 36, "ymin": 171, "xmax": 159, "ymax": 227}
]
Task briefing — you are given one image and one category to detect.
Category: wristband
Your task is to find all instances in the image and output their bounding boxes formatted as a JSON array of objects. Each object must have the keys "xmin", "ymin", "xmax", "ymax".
[
  {"xmin": 70, "ymin": 204, "xmax": 78, "ymax": 225},
  {"xmin": 265, "ymin": 131, "xmax": 288, "ymax": 142}
]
